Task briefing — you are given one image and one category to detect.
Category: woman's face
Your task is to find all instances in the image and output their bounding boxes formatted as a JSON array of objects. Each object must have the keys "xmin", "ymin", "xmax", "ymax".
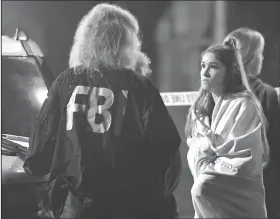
[{"xmin": 200, "ymin": 52, "xmax": 227, "ymax": 93}]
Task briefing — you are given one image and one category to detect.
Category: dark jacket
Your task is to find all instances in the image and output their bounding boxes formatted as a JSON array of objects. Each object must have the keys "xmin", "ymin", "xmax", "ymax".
[
  {"xmin": 23, "ymin": 66, "xmax": 182, "ymax": 218},
  {"xmin": 249, "ymin": 76, "xmax": 280, "ymax": 170},
  {"xmin": 249, "ymin": 76, "xmax": 280, "ymax": 219}
]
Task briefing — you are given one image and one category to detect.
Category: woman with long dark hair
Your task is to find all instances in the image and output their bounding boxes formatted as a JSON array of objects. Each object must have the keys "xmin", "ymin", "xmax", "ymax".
[{"xmin": 185, "ymin": 38, "xmax": 269, "ymax": 218}]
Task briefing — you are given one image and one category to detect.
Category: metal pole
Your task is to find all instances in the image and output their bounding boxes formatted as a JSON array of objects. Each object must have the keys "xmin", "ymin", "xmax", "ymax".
[{"xmin": 213, "ymin": 0, "xmax": 227, "ymax": 44}]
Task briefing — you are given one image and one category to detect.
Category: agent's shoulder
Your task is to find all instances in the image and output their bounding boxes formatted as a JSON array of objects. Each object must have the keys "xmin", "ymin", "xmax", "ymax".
[
  {"xmin": 55, "ymin": 67, "xmax": 76, "ymax": 81},
  {"xmin": 125, "ymin": 69, "xmax": 155, "ymax": 90},
  {"xmin": 49, "ymin": 68, "xmax": 78, "ymax": 92}
]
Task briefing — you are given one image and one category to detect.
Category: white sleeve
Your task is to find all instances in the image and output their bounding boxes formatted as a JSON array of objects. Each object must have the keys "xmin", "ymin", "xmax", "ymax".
[
  {"xmin": 187, "ymin": 98, "xmax": 265, "ymax": 178},
  {"xmin": 187, "ymin": 98, "xmax": 267, "ymax": 218}
]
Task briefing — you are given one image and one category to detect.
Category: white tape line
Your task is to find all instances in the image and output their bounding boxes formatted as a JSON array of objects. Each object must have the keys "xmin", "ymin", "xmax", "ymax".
[
  {"xmin": 161, "ymin": 88, "xmax": 280, "ymax": 106},
  {"xmin": 275, "ymin": 87, "xmax": 280, "ymax": 104},
  {"xmin": 275, "ymin": 87, "xmax": 280, "ymax": 95},
  {"xmin": 160, "ymin": 92, "xmax": 198, "ymax": 106}
]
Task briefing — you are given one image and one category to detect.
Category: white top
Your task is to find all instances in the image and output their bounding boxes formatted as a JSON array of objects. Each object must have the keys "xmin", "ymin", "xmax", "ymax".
[{"xmin": 187, "ymin": 91, "xmax": 267, "ymax": 218}]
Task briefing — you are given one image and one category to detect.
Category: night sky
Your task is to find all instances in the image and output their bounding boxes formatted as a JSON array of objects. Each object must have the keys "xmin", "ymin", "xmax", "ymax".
[
  {"xmin": 2, "ymin": 1, "xmax": 170, "ymax": 83},
  {"xmin": 2, "ymin": 1, "xmax": 280, "ymax": 86}
]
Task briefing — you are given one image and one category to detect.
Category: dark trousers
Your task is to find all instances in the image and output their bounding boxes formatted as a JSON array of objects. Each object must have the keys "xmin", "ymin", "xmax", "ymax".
[{"xmin": 264, "ymin": 168, "xmax": 280, "ymax": 219}]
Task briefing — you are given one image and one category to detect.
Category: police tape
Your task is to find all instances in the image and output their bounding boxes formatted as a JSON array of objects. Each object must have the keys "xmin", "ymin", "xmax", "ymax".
[
  {"xmin": 160, "ymin": 91, "xmax": 198, "ymax": 106},
  {"xmin": 276, "ymin": 87, "xmax": 280, "ymax": 103},
  {"xmin": 276, "ymin": 87, "xmax": 280, "ymax": 96},
  {"xmin": 161, "ymin": 87, "xmax": 280, "ymax": 106}
]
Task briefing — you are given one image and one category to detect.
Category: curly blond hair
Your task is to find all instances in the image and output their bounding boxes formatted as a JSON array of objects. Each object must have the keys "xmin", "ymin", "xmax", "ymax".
[{"xmin": 69, "ymin": 3, "xmax": 150, "ymax": 74}]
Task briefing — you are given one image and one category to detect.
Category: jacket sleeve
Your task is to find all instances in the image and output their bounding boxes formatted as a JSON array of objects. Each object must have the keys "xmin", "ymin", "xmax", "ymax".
[
  {"xmin": 146, "ymin": 80, "xmax": 181, "ymax": 154},
  {"xmin": 23, "ymin": 76, "xmax": 61, "ymax": 176},
  {"xmin": 265, "ymin": 89, "xmax": 280, "ymax": 171},
  {"xmin": 145, "ymin": 79, "xmax": 182, "ymax": 197}
]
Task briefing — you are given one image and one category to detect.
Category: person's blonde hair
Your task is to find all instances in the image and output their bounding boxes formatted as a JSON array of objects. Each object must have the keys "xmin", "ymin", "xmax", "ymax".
[
  {"xmin": 134, "ymin": 51, "xmax": 152, "ymax": 76},
  {"xmin": 224, "ymin": 27, "xmax": 265, "ymax": 76},
  {"xmin": 69, "ymin": 3, "xmax": 150, "ymax": 74}
]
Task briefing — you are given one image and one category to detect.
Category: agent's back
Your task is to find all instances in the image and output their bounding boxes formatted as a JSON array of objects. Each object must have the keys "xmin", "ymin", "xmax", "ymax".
[{"xmin": 24, "ymin": 65, "xmax": 181, "ymax": 219}]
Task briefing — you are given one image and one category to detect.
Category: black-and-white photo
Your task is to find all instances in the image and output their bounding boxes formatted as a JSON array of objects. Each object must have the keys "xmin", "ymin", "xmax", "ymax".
[{"xmin": 1, "ymin": 1, "xmax": 280, "ymax": 218}]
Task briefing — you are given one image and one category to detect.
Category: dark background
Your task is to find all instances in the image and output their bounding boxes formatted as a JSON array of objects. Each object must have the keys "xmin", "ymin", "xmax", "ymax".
[
  {"xmin": 3, "ymin": 1, "xmax": 280, "ymax": 87},
  {"xmin": 227, "ymin": 1, "xmax": 280, "ymax": 87},
  {"xmin": 2, "ymin": 1, "xmax": 170, "ymax": 83}
]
